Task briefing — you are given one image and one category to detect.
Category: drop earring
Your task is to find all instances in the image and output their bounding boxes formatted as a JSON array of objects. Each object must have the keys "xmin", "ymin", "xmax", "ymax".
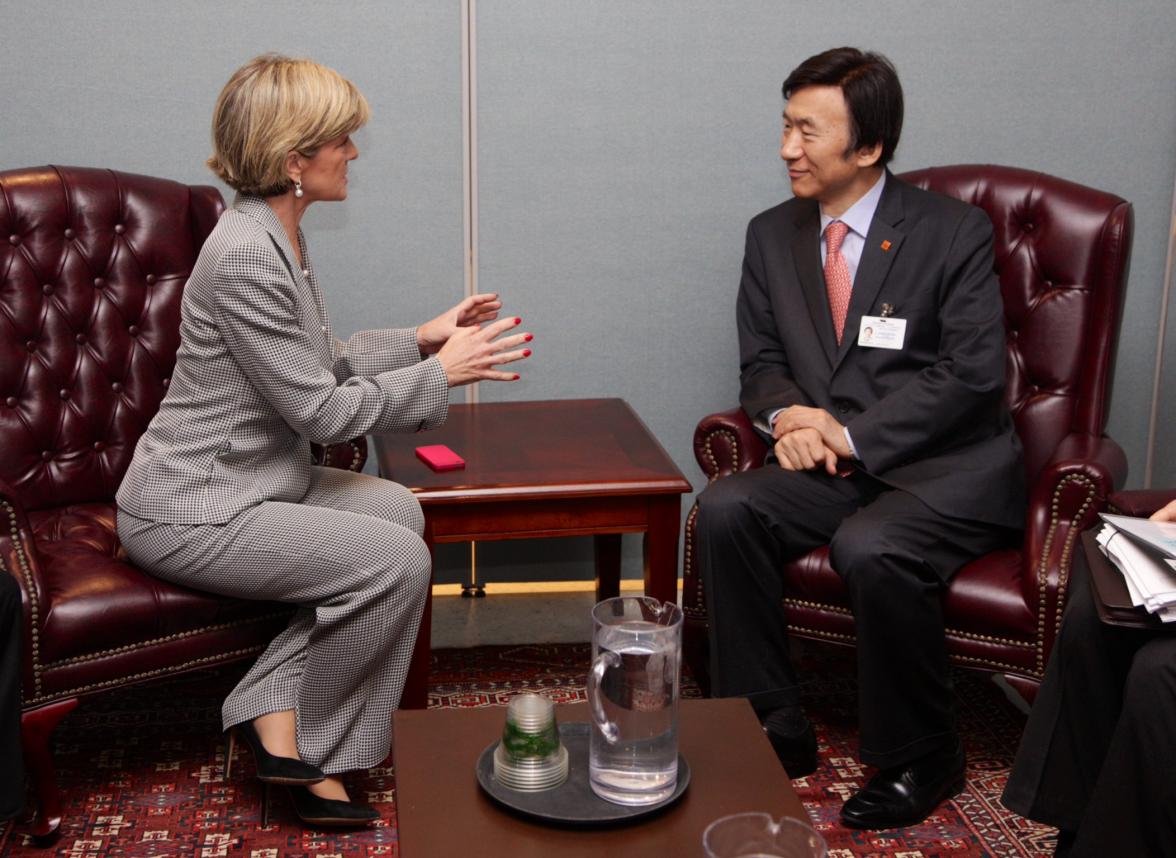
[{"xmin": 294, "ymin": 179, "xmax": 304, "ymax": 199}]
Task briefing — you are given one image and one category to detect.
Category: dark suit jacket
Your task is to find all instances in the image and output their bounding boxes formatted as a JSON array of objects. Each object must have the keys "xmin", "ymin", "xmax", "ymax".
[{"xmin": 737, "ymin": 172, "xmax": 1025, "ymax": 529}]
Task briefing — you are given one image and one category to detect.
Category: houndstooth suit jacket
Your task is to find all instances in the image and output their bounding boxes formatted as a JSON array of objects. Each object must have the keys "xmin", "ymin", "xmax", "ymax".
[{"xmin": 117, "ymin": 195, "xmax": 449, "ymax": 525}]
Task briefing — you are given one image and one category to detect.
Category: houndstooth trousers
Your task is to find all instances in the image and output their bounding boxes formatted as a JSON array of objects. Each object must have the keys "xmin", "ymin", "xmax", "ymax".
[{"xmin": 118, "ymin": 466, "xmax": 430, "ymax": 774}]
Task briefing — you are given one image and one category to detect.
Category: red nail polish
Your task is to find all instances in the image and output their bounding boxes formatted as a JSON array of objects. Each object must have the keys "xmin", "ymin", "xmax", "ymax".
[
  {"xmin": 512, "ymin": 373, "xmax": 521, "ymax": 380},
  {"xmin": 524, "ymin": 333, "xmax": 533, "ymax": 342},
  {"xmin": 514, "ymin": 317, "xmax": 522, "ymax": 325},
  {"xmin": 523, "ymin": 349, "xmax": 532, "ymax": 357}
]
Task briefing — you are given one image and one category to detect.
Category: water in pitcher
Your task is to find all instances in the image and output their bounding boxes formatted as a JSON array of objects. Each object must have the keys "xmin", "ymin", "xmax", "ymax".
[{"xmin": 589, "ymin": 620, "xmax": 680, "ymax": 805}]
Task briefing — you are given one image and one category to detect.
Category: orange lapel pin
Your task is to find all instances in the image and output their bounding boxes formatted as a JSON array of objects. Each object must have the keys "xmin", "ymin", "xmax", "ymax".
[{"xmin": 881, "ymin": 240, "xmax": 892, "ymax": 252}]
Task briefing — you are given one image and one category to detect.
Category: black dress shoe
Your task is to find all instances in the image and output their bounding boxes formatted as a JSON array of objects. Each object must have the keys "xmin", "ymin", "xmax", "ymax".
[
  {"xmin": 287, "ymin": 786, "xmax": 381, "ymax": 826},
  {"xmin": 840, "ymin": 742, "xmax": 965, "ymax": 829},
  {"xmin": 763, "ymin": 721, "xmax": 818, "ymax": 778},
  {"xmin": 227, "ymin": 721, "xmax": 326, "ymax": 784}
]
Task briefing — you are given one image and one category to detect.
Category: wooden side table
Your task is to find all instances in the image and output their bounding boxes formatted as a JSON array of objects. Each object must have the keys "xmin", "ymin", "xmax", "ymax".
[
  {"xmin": 392, "ymin": 698, "xmax": 807, "ymax": 856},
  {"xmin": 372, "ymin": 398, "xmax": 692, "ymax": 707}
]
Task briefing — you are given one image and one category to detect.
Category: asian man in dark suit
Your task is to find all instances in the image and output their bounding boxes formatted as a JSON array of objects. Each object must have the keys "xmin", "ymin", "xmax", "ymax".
[{"xmin": 695, "ymin": 47, "xmax": 1025, "ymax": 829}]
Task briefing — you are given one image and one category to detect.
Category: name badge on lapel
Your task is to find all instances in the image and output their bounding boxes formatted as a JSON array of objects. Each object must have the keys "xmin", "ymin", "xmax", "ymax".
[{"xmin": 858, "ymin": 314, "xmax": 906, "ymax": 350}]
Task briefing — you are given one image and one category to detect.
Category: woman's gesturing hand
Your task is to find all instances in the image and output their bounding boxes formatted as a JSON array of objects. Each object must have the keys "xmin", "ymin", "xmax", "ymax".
[
  {"xmin": 416, "ymin": 293, "xmax": 503, "ymax": 355},
  {"xmin": 435, "ymin": 315, "xmax": 532, "ymax": 387}
]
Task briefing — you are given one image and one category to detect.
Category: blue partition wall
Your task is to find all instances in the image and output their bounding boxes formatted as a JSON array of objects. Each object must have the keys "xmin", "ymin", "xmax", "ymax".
[{"xmin": 4, "ymin": 1, "xmax": 1176, "ymax": 584}]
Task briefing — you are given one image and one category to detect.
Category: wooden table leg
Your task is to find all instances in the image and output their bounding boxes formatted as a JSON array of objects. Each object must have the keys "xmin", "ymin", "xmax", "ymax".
[
  {"xmin": 643, "ymin": 496, "xmax": 681, "ymax": 604},
  {"xmin": 400, "ymin": 534, "xmax": 435, "ymax": 710},
  {"xmin": 593, "ymin": 534, "xmax": 622, "ymax": 602}
]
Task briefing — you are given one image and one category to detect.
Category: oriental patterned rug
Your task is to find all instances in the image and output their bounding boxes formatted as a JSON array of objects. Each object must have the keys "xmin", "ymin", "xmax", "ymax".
[{"xmin": 6, "ymin": 643, "xmax": 1055, "ymax": 857}]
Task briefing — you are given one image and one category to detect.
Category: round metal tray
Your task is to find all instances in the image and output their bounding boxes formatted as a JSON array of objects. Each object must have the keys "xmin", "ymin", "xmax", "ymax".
[{"xmin": 475, "ymin": 721, "xmax": 689, "ymax": 826}]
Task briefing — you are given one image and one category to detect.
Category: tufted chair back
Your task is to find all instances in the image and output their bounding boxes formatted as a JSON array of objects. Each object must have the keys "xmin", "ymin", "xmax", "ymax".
[
  {"xmin": 682, "ymin": 164, "xmax": 1134, "ymax": 707},
  {"xmin": 0, "ymin": 165, "xmax": 223, "ymax": 511},
  {"xmin": 900, "ymin": 165, "xmax": 1132, "ymax": 484}
]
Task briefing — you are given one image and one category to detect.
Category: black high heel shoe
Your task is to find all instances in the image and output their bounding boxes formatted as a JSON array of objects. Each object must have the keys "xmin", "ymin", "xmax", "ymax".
[
  {"xmin": 225, "ymin": 721, "xmax": 326, "ymax": 827},
  {"xmin": 225, "ymin": 721, "xmax": 325, "ymax": 784},
  {"xmin": 286, "ymin": 785, "xmax": 381, "ymax": 826}
]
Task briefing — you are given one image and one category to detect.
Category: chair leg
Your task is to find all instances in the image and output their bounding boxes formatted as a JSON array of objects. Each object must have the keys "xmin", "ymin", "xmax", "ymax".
[
  {"xmin": 1002, "ymin": 674, "xmax": 1041, "ymax": 707},
  {"xmin": 224, "ymin": 728, "xmax": 236, "ymax": 781},
  {"xmin": 20, "ymin": 698, "xmax": 80, "ymax": 841}
]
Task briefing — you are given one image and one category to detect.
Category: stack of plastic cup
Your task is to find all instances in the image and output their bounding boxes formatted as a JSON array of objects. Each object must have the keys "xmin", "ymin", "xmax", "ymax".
[{"xmin": 493, "ymin": 693, "xmax": 569, "ymax": 791}]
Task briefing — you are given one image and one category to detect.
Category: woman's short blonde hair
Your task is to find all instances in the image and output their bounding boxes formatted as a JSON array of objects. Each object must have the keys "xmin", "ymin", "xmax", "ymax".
[{"xmin": 207, "ymin": 54, "xmax": 370, "ymax": 197}]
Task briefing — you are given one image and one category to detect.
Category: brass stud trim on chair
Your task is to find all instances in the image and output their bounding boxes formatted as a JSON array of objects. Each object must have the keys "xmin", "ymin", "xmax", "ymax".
[
  {"xmin": 681, "ymin": 503, "xmax": 705, "ymax": 619},
  {"xmin": 3, "ymin": 498, "xmax": 45, "ymax": 699},
  {"xmin": 25, "ymin": 645, "xmax": 268, "ymax": 706},
  {"xmin": 784, "ymin": 597, "xmax": 853, "ymax": 616},
  {"xmin": 703, "ymin": 429, "xmax": 740, "ymax": 481},
  {"xmin": 784, "ymin": 602, "xmax": 1038, "ymax": 649},
  {"xmin": 43, "ymin": 611, "xmax": 294, "ymax": 669},
  {"xmin": 1031, "ymin": 473, "xmax": 1096, "ymax": 673},
  {"xmin": 787, "ymin": 622, "xmax": 1038, "ymax": 676}
]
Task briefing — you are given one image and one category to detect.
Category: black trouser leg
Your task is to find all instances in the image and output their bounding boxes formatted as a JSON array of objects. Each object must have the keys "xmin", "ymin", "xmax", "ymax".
[
  {"xmin": 0, "ymin": 573, "xmax": 25, "ymax": 820},
  {"xmin": 1003, "ymin": 552, "xmax": 1176, "ymax": 855},
  {"xmin": 696, "ymin": 467, "xmax": 880, "ymax": 712},
  {"xmin": 1071, "ymin": 634, "xmax": 1176, "ymax": 857},
  {"xmin": 830, "ymin": 490, "xmax": 1016, "ymax": 769},
  {"xmin": 1001, "ymin": 555, "xmax": 1133, "ymax": 830}
]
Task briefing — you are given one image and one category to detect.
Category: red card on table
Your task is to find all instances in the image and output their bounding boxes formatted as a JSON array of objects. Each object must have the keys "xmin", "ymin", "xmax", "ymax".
[{"xmin": 415, "ymin": 444, "xmax": 465, "ymax": 472}]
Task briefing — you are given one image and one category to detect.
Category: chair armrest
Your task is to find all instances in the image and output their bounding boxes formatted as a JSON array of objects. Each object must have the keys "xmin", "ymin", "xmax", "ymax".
[
  {"xmin": 1106, "ymin": 489, "xmax": 1176, "ymax": 518},
  {"xmin": 0, "ymin": 478, "xmax": 45, "ymax": 697},
  {"xmin": 693, "ymin": 408, "xmax": 768, "ymax": 481},
  {"xmin": 1021, "ymin": 432, "xmax": 1127, "ymax": 663},
  {"xmin": 311, "ymin": 437, "xmax": 368, "ymax": 473}
]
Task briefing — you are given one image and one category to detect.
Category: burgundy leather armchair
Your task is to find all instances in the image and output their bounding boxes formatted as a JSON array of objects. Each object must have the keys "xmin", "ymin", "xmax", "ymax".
[
  {"xmin": 0, "ymin": 166, "xmax": 366, "ymax": 839},
  {"xmin": 682, "ymin": 164, "xmax": 1134, "ymax": 705}
]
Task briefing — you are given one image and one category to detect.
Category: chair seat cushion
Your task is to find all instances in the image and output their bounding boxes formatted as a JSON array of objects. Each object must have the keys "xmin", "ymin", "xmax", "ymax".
[{"xmin": 29, "ymin": 503, "xmax": 289, "ymax": 666}]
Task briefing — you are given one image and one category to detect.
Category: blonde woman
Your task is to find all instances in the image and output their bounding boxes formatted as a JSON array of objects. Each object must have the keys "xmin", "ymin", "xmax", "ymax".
[{"xmin": 116, "ymin": 54, "xmax": 531, "ymax": 826}]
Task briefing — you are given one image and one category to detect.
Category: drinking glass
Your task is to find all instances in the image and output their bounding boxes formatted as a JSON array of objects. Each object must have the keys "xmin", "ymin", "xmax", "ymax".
[{"xmin": 702, "ymin": 812, "xmax": 827, "ymax": 858}]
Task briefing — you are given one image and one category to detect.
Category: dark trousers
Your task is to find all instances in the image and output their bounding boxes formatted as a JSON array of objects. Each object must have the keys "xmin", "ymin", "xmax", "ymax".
[
  {"xmin": 696, "ymin": 465, "xmax": 1015, "ymax": 769},
  {"xmin": 1, "ymin": 573, "xmax": 25, "ymax": 820},
  {"xmin": 1002, "ymin": 551, "xmax": 1176, "ymax": 857}
]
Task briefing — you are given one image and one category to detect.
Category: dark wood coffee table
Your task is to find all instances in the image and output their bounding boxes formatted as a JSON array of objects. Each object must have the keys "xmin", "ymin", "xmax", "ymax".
[
  {"xmin": 372, "ymin": 398, "xmax": 692, "ymax": 708},
  {"xmin": 392, "ymin": 698, "xmax": 807, "ymax": 856}
]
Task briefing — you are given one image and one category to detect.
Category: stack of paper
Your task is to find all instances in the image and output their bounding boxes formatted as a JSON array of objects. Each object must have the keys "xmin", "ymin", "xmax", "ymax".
[{"xmin": 1097, "ymin": 513, "xmax": 1176, "ymax": 622}]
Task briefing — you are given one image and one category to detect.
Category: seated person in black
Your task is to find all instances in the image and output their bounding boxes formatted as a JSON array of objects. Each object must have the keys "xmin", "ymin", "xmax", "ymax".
[
  {"xmin": 1002, "ymin": 499, "xmax": 1176, "ymax": 857},
  {"xmin": 1, "ymin": 572, "xmax": 25, "ymax": 822}
]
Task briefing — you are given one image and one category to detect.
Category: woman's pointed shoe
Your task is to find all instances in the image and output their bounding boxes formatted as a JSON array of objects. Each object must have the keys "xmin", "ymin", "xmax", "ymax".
[
  {"xmin": 286, "ymin": 786, "xmax": 381, "ymax": 826},
  {"xmin": 225, "ymin": 721, "xmax": 325, "ymax": 784}
]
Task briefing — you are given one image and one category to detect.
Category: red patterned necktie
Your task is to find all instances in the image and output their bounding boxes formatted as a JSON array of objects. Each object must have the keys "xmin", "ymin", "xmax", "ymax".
[{"xmin": 824, "ymin": 220, "xmax": 852, "ymax": 344}]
